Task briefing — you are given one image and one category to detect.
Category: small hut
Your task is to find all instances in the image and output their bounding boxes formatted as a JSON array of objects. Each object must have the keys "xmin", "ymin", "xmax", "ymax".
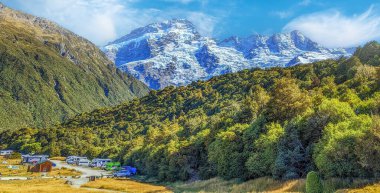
[{"xmin": 28, "ymin": 160, "xmax": 53, "ymax": 172}]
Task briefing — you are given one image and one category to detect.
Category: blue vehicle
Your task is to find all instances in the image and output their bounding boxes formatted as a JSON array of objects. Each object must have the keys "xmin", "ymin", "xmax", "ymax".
[
  {"xmin": 121, "ymin": 166, "xmax": 137, "ymax": 175},
  {"xmin": 113, "ymin": 170, "xmax": 132, "ymax": 177},
  {"xmin": 113, "ymin": 166, "xmax": 137, "ymax": 177}
]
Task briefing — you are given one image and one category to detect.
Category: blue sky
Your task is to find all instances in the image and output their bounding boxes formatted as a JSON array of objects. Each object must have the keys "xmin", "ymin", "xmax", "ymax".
[{"xmin": 1, "ymin": 0, "xmax": 380, "ymax": 47}]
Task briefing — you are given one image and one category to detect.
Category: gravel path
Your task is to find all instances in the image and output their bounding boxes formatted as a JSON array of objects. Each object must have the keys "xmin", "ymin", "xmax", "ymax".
[{"xmin": 51, "ymin": 160, "xmax": 112, "ymax": 188}]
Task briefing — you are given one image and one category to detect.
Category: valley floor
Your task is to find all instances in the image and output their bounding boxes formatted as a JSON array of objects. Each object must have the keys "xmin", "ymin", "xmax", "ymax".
[
  {"xmin": 1, "ymin": 175, "xmax": 379, "ymax": 193},
  {"xmin": 1, "ymin": 156, "xmax": 379, "ymax": 193},
  {"xmin": 164, "ymin": 177, "xmax": 379, "ymax": 193},
  {"xmin": 0, "ymin": 179, "xmax": 100, "ymax": 193}
]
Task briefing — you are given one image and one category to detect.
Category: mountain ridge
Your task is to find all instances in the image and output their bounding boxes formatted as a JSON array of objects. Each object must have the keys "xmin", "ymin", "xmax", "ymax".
[
  {"xmin": 0, "ymin": 4, "xmax": 149, "ymax": 131},
  {"xmin": 103, "ymin": 19, "xmax": 353, "ymax": 89}
]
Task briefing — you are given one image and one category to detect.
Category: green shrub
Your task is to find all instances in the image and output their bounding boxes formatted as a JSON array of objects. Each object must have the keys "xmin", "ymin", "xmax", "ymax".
[{"xmin": 306, "ymin": 171, "xmax": 323, "ymax": 193}]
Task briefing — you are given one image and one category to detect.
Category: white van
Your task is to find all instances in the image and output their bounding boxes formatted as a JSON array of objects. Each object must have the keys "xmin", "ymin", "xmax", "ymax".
[
  {"xmin": 90, "ymin": 158, "xmax": 111, "ymax": 168},
  {"xmin": 76, "ymin": 158, "xmax": 90, "ymax": 166}
]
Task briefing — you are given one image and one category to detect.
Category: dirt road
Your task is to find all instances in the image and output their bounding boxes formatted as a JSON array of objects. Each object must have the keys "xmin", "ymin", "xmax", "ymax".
[{"xmin": 51, "ymin": 160, "xmax": 112, "ymax": 188}]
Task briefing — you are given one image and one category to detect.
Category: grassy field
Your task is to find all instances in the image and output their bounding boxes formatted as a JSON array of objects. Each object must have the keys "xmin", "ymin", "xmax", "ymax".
[
  {"xmin": 0, "ymin": 156, "xmax": 80, "ymax": 177},
  {"xmin": 166, "ymin": 177, "xmax": 380, "ymax": 193},
  {"xmin": 168, "ymin": 177, "xmax": 305, "ymax": 193},
  {"xmin": 0, "ymin": 172, "xmax": 378, "ymax": 193},
  {"xmin": 345, "ymin": 183, "xmax": 380, "ymax": 193},
  {"xmin": 82, "ymin": 178, "xmax": 173, "ymax": 193},
  {"xmin": 335, "ymin": 182, "xmax": 380, "ymax": 193},
  {"xmin": 0, "ymin": 179, "xmax": 100, "ymax": 193}
]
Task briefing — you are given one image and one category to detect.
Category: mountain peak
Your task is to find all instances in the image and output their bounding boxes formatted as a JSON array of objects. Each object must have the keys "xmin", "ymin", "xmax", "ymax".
[
  {"xmin": 159, "ymin": 18, "xmax": 195, "ymax": 28},
  {"xmin": 108, "ymin": 18, "xmax": 199, "ymax": 46},
  {"xmin": 290, "ymin": 30, "xmax": 304, "ymax": 36}
]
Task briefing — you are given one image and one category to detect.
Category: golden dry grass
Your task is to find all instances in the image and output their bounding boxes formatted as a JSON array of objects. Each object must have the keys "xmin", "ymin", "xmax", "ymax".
[
  {"xmin": 50, "ymin": 167, "xmax": 81, "ymax": 177},
  {"xmin": 0, "ymin": 156, "xmax": 35, "ymax": 177},
  {"xmin": 336, "ymin": 183, "xmax": 380, "ymax": 193},
  {"xmin": 0, "ymin": 179, "xmax": 100, "ymax": 193},
  {"xmin": 169, "ymin": 177, "xmax": 305, "ymax": 193},
  {"xmin": 82, "ymin": 178, "xmax": 173, "ymax": 193},
  {"xmin": 0, "ymin": 156, "xmax": 80, "ymax": 177}
]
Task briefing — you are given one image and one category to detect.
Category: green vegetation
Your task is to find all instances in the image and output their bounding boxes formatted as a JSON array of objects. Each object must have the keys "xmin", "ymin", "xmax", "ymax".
[
  {"xmin": 306, "ymin": 171, "xmax": 323, "ymax": 193},
  {"xmin": 1, "ymin": 41, "xmax": 380, "ymax": 186},
  {"xmin": 105, "ymin": 162, "xmax": 121, "ymax": 171},
  {"xmin": 0, "ymin": 5, "xmax": 149, "ymax": 131}
]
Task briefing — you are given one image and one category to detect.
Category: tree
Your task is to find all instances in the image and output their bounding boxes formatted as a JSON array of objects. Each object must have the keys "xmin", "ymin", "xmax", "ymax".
[
  {"xmin": 21, "ymin": 142, "xmax": 42, "ymax": 154},
  {"xmin": 314, "ymin": 115, "xmax": 372, "ymax": 177},
  {"xmin": 208, "ymin": 124, "xmax": 249, "ymax": 179},
  {"xmin": 266, "ymin": 78, "xmax": 311, "ymax": 122},
  {"xmin": 238, "ymin": 86, "xmax": 270, "ymax": 123},
  {"xmin": 273, "ymin": 128, "xmax": 307, "ymax": 179},
  {"xmin": 245, "ymin": 123, "xmax": 284, "ymax": 177},
  {"xmin": 300, "ymin": 99, "xmax": 356, "ymax": 146},
  {"xmin": 355, "ymin": 116, "xmax": 380, "ymax": 177},
  {"xmin": 337, "ymin": 56, "xmax": 362, "ymax": 82},
  {"xmin": 306, "ymin": 171, "xmax": 323, "ymax": 193}
]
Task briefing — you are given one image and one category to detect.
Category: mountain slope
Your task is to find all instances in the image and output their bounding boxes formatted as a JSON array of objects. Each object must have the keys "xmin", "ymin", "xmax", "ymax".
[
  {"xmin": 0, "ymin": 3, "xmax": 149, "ymax": 131},
  {"xmin": 103, "ymin": 19, "xmax": 352, "ymax": 89},
  {"xmin": 1, "ymin": 43, "xmax": 379, "ymax": 182}
]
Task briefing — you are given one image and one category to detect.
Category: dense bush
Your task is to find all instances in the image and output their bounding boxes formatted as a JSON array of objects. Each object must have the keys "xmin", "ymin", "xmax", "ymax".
[{"xmin": 306, "ymin": 171, "xmax": 323, "ymax": 193}]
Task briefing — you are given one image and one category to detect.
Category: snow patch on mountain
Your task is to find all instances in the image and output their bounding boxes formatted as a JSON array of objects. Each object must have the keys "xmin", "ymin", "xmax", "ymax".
[{"xmin": 103, "ymin": 19, "xmax": 353, "ymax": 89}]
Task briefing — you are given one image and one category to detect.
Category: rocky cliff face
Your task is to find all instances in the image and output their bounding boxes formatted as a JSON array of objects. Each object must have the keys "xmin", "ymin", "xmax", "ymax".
[{"xmin": 103, "ymin": 19, "xmax": 353, "ymax": 89}]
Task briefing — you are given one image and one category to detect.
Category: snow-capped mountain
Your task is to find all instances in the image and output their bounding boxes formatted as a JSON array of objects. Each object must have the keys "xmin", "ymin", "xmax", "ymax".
[{"xmin": 103, "ymin": 19, "xmax": 353, "ymax": 89}]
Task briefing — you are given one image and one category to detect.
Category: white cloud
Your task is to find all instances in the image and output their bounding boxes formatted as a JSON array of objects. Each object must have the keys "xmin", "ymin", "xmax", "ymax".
[
  {"xmin": 298, "ymin": 0, "xmax": 311, "ymax": 6},
  {"xmin": 186, "ymin": 12, "xmax": 217, "ymax": 36},
  {"xmin": 272, "ymin": 0, "xmax": 312, "ymax": 19},
  {"xmin": 272, "ymin": 10, "xmax": 294, "ymax": 19},
  {"xmin": 283, "ymin": 6, "xmax": 380, "ymax": 48},
  {"xmin": 163, "ymin": 0, "xmax": 197, "ymax": 4},
  {"xmin": 4, "ymin": 0, "xmax": 129, "ymax": 45},
  {"xmin": 2, "ymin": 0, "xmax": 217, "ymax": 45}
]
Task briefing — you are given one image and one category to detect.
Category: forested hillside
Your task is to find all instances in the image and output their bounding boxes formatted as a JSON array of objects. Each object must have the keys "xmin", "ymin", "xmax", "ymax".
[
  {"xmin": 0, "ymin": 4, "xmax": 149, "ymax": 131},
  {"xmin": 1, "ymin": 42, "xmax": 379, "ymax": 182}
]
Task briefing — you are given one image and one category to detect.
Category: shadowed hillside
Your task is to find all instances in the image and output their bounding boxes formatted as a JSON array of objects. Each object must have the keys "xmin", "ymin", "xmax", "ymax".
[{"xmin": 0, "ymin": 3, "xmax": 149, "ymax": 130}]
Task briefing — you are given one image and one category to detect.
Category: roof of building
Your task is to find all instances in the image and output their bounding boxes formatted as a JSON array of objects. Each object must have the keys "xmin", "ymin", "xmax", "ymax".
[{"xmin": 23, "ymin": 155, "xmax": 49, "ymax": 158}]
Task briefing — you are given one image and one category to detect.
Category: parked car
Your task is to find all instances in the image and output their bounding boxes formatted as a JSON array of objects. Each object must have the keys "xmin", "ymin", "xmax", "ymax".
[
  {"xmin": 121, "ymin": 166, "xmax": 137, "ymax": 175},
  {"xmin": 113, "ymin": 170, "xmax": 132, "ymax": 177}
]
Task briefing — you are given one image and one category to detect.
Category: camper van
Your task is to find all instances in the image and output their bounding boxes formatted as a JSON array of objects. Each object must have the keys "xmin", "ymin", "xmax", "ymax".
[
  {"xmin": 76, "ymin": 158, "xmax": 90, "ymax": 166},
  {"xmin": 66, "ymin": 156, "xmax": 78, "ymax": 164},
  {"xmin": 90, "ymin": 158, "xmax": 111, "ymax": 168},
  {"xmin": 66, "ymin": 156, "xmax": 87, "ymax": 165},
  {"xmin": 0, "ymin": 150, "xmax": 13, "ymax": 156},
  {"xmin": 22, "ymin": 155, "xmax": 49, "ymax": 164}
]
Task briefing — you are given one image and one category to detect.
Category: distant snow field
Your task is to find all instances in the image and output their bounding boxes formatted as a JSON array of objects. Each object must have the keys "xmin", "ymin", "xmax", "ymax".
[{"xmin": 103, "ymin": 19, "xmax": 353, "ymax": 89}]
